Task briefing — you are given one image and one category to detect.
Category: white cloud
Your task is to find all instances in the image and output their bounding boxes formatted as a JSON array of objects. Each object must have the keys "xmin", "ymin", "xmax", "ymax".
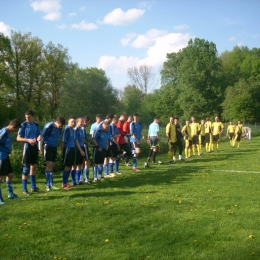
[
  {"xmin": 138, "ymin": 1, "xmax": 154, "ymax": 10},
  {"xmin": 98, "ymin": 56, "xmax": 140, "ymax": 74},
  {"xmin": 237, "ymin": 42, "xmax": 244, "ymax": 47},
  {"xmin": 98, "ymin": 32, "xmax": 193, "ymax": 74},
  {"xmin": 68, "ymin": 12, "xmax": 76, "ymax": 18},
  {"xmin": 121, "ymin": 33, "xmax": 138, "ymax": 47},
  {"xmin": 30, "ymin": 0, "xmax": 62, "ymax": 21},
  {"xmin": 79, "ymin": 6, "xmax": 86, "ymax": 11},
  {"xmin": 0, "ymin": 21, "xmax": 11, "ymax": 37},
  {"xmin": 56, "ymin": 23, "xmax": 66, "ymax": 29},
  {"xmin": 131, "ymin": 29, "xmax": 168, "ymax": 48},
  {"xmin": 228, "ymin": 36, "xmax": 237, "ymax": 41},
  {"xmin": 174, "ymin": 24, "xmax": 189, "ymax": 31},
  {"xmin": 71, "ymin": 20, "xmax": 97, "ymax": 30},
  {"xmin": 102, "ymin": 8, "xmax": 145, "ymax": 26}
]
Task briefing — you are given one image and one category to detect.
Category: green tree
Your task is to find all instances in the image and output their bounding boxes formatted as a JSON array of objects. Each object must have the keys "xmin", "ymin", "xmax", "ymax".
[
  {"xmin": 59, "ymin": 67, "xmax": 119, "ymax": 119},
  {"xmin": 222, "ymin": 77, "xmax": 260, "ymax": 122}
]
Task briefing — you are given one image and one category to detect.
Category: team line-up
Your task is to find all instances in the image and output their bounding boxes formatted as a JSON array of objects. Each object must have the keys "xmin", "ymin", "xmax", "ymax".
[{"xmin": 0, "ymin": 111, "xmax": 249, "ymax": 204}]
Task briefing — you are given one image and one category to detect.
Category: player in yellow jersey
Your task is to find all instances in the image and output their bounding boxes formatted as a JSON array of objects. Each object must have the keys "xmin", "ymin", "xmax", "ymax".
[
  {"xmin": 226, "ymin": 121, "xmax": 235, "ymax": 146},
  {"xmin": 199, "ymin": 119, "xmax": 205, "ymax": 156},
  {"xmin": 211, "ymin": 116, "xmax": 224, "ymax": 151},
  {"xmin": 204, "ymin": 117, "xmax": 212, "ymax": 152},
  {"xmin": 166, "ymin": 116, "xmax": 176, "ymax": 164},
  {"xmin": 232, "ymin": 120, "xmax": 243, "ymax": 148},
  {"xmin": 182, "ymin": 120, "xmax": 192, "ymax": 159},
  {"xmin": 190, "ymin": 116, "xmax": 200, "ymax": 156}
]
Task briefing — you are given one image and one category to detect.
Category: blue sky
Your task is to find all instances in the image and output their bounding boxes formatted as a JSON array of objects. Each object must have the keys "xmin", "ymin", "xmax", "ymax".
[{"xmin": 1, "ymin": 0, "xmax": 260, "ymax": 90}]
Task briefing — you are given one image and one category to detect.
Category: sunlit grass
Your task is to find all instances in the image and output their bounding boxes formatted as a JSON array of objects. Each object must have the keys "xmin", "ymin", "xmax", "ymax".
[{"xmin": 1, "ymin": 137, "xmax": 260, "ymax": 259}]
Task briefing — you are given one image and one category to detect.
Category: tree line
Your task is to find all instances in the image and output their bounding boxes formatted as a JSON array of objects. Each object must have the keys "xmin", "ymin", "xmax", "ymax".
[{"xmin": 1, "ymin": 32, "xmax": 260, "ymax": 126}]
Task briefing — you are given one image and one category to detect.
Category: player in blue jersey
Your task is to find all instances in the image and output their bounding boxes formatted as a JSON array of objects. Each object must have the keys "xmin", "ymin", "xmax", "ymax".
[
  {"xmin": 71, "ymin": 117, "xmax": 86, "ymax": 186},
  {"xmin": 61, "ymin": 116, "xmax": 76, "ymax": 189},
  {"xmin": 0, "ymin": 119, "xmax": 22, "ymax": 204},
  {"xmin": 108, "ymin": 115, "xmax": 122, "ymax": 177},
  {"xmin": 147, "ymin": 116, "xmax": 160, "ymax": 164},
  {"xmin": 17, "ymin": 110, "xmax": 41, "ymax": 195},
  {"xmin": 130, "ymin": 113, "xmax": 145, "ymax": 171},
  {"xmin": 90, "ymin": 114, "xmax": 102, "ymax": 138},
  {"xmin": 81, "ymin": 116, "xmax": 91, "ymax": 184},
  {"xmin": 95, "ymin": 114, "xmax": 114, "ymax": 179},
  {"xmin": 92, "ymin": 121, "xmax": 109, "ymax": 182},
  {"xmin": 38, "ymin": 116, "xmax": 65, "ymax": 191}
]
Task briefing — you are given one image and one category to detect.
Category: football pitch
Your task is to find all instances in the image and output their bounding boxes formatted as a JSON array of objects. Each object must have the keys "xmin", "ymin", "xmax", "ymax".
[{"xmin": 1, "ymin": 137, "xmax": 260, "ymax": 260}]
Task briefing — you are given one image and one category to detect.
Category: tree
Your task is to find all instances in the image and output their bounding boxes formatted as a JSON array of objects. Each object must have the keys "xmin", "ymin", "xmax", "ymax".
[
  {"xmin": 59, "ymin": 67, "xmax": 119, "ymax": 119},
  {"xmin": 222, "ymin": 77, "xmax": 260, "ymax": 122},
  {"xmin": 127, "ymin": 64, "xmax": 156, "ymax": 94},
  {"xmin": 161, "ymin": 38, "xmax": 223, "ymax": 119}
]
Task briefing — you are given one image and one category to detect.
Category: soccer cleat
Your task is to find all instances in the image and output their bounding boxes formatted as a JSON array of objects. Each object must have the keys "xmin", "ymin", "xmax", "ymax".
[
  {"xmin": 132, "ymin": 168, "xmax": 140, "ymax": 172},
  {"xmin": 109, "ymin": 173, "xmax": 116, "ymax": 177},
  {"xmin": 50, "ymin": 185, "xmax": 60, "ymax": 190},
  {"xmin": 31, "ymin": 187, "xmax": 40, "ymax": 192},
  {"xmin": 125, "ymin": 163, "xmax": 131, "ymax": 166},
  {"xmin": 93, "ymin": 178, "xmax": 98, "ymax": 182},
  {"xmin": 0, "ymin": 198, "xmax": 5, "ymax": 205},
  {"xmin": 62, "ymin": 184, "xmax": 70, "ymax": 190},
  {"xmin": 115, "ymin": 172, "xmax": 122, "ymax": 175},
  {"xmin": 23, "ymin": 190, "xmax": 30, "ymax": 196},
  {"xmin": 46, "ymin": 187, "xmax": 50, "ymax": 192},
  {"xmin": 8, "ymin": 194, "xmax": 22, "ymax": 200},
  {"xmin": 98, "ymin": 174, "xmax": 102, "ymax": 179}
]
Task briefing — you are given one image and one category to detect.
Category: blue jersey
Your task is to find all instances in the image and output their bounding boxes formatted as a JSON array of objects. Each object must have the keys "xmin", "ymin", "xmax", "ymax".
[
  {"xmin": 96, "ymin": 120, "xmax": 111, "ymax": 137},
  {"xmin": 93, "ymin": 128, "xmax": 109, "ymax": 149},
  {"xmin": 0, "ymin": 127, "xmax": 11, "ymax": 160},
  {"xmin": 62, "ymin": 127, "xmax": 75, "ymax": 148},
  {"xmin": 40, "ymin": 121, "xmax": 62, "ymax": 147},
  {"xmin": 110, "ymin": 123, "xmax": 119, "ymax": 142},
  {"xmin": 18, "ymin": 121, "xmax": 40, "ymax": 144},
  {"xmin": 148, "ymin": 122, "xmax": 159, "ymax": 137},
  {"xmin": 130, "ymin": 122, "xmax": 142, "ymax": 142},
  {"xmin": 74, "ymin": 127, "xmax": 84, "ymax": 147}
]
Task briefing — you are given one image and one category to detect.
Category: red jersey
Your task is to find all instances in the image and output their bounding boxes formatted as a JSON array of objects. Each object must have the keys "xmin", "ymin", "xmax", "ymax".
[
  {"xmin": 116, "ymin": 120, "xmax": 126, "ymax": 144},
  {"xmin": 123, "ymin": 121, "xmax": 130, "ymax": 134}
]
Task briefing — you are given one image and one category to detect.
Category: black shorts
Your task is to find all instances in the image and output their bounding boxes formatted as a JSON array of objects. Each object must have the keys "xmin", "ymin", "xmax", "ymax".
[
  {"xmin": 22, "ymin": 144, "xmax": 38, "ymax": 165},
  {"xmin": 93, "ymin": 148, "xmax": 106, "ymax": 164},
  {"xmin": 236, "ymin": 133, "xmax": 241, "ymax": 142},
  {"xmin": 149, "ymin": 136, "xmax": 158, "ymax": 147},
  {"xmin": 212, "ymin": 134, "xmax": 220, "ymax": 142},
  {"xmin": 110, "ymin": 143, "xmax": 119, "ymax": 158},
  {"xmin": 229, "ymin": 133, "xmax": 234, "ymax": 140},
  {"xmin": 168, "ymin": 142, "xmax": 176, "ymax": 151},
  {"xmin": 192, "ymin": 136, "xmax": 198, "ymax": 145},
  {"xmin": 75, "ymin": 147, "xmax": 84, "ymax": 165},
  {"xmin": 205, "ymin": 133, "xmax": 211, "ymax": 143},
  {"xmin": 44, "ymin": 145, "xmax": 57, "ymax": 162},
  {"xmin": 119, "ymin": 143, "xmax": 132, "ymax": 156},
  {"xmin": 130, "ymin": 142, "xmax": 140, "ymax": 154},
  {"xmin": 200, "ymin": 136, "xmax": 205, "ymax": 146},
  {"xmin": 63, "ymin": 147, "xmax": 75, "ymax": 167},
  {"xmin": 0, "ymin": 156, "xmax": 13, "ymax": 176}
]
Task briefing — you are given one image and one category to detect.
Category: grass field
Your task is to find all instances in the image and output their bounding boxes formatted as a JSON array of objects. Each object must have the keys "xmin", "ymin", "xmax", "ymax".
[{"xmin": 1, "ymin": 136, "xmax": 260, "ymax": 260}]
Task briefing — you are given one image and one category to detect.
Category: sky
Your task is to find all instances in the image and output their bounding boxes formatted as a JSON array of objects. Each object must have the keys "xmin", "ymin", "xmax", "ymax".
[{"xmin": 1, "ymin": 0, "xmax": 260, "ymax": 91}]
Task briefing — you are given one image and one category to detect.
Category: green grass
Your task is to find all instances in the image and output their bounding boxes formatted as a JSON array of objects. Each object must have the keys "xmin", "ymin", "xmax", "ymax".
[{"xmin": 1, "ymin": 137, "xmax": 260, "ymax": 260}]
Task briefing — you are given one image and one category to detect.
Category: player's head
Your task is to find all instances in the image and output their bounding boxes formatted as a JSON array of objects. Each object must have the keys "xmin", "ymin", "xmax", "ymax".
[
  {"xmin": 68, "ymin": 116, "xmax": 76, "ymax": 128},
  {"xmin": 133, "ymin": 113, "xmax": 139, "ymax": 121},
  {"xmin": 229, "ymin": 121, "xmax": 232, "ymax": 125},
  {"xmin": 186, "ymin": 120, "xmax": 190, "ymax": 125},
  {"xmin": 102, "ymin": 120, "xmax": 109, "ymax": 131},
  {"xmin": 201, "ymin": 119, "xmax": 205, "ymax": 125},
  {"xmin": 82, "ymin": 116, "xmax": 90, "ymax": 127},
  {"xmin": 127, "ymin": 115, "xmax": 133, "ymax": 122},
  {"xmin": 105, "ymin": 113, "xmax": 114, "ymax": 123},
  {"xmin": 76, "ymin": 117, "xmax": 83, "ymax": 128},
  {"xmin": 112, "ymin": 115, "xmax": 118, "ymax": 124},
  {"xmin": 215, "ymin": 116, "xmax": 219, "ymax": 122},
  {"xmin": 55, "ymin": 116, "xmax": 65, "ymax": 128},
  {"xmin": 7, "ymin": 119, "xmax": 21, "ymax": 132},
  {"xmin": 25, "ymin": 110, "xmax": 34, "ymax": 123},
  {"xmin": 96, "ymin": 114, "xmax": 102, "ymax": 123},
  {"xmin": 119, "ymin": 113, "xmax": 126, "ymax": 122},
  {"xmin": 191, "ymin": 116, "xmax": 195, "ymax": 122},
  {"xmin": 154, "ymin": 116, "xmax": 160, "ymax": 123},
  {"xmin": 169, "ymin": 116, "xmax": 174, "ymax": 123},
  {"xmin": 174, "ymin": 117, "xmax": 179, "ymax": 124}
]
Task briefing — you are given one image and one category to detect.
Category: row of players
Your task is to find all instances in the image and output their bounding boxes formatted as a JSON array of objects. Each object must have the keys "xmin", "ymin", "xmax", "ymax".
[
  {"xmin": 0, "ymin": 111, "xmax": 244, "ymax": 204},
  {"xmin": 162, "ymin": 116, "xmax": 244, "ymax": 164},
  {"xmin": 0, "ymin": 111, "xmax": 149, "ymax": 203}
]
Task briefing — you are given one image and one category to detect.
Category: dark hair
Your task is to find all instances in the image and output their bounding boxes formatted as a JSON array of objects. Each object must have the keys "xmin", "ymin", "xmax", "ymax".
[
  {"xmin": 106, "ymin": 114, "xmax": 114, "ymax": 120},
  {"xmin": 68, "ymin": 116, "xmax": 76, "ymax": 121},
  {"xmin": 25, "ymin": 110, "xmax": 34, "ymax": 116},
  {"xmin": 8, "ymin": 119, "xmax": 21, "ymax": 128},
  {"xmin": 154, "ymin": 116, "xmax": 160, "ymax": 120},
  {"xmin": 96, "ymin": 114, "xmax": 102, "ymax": 119},
  {"xmin": 56, "ymin": 116, "xmax": 65, "ymax": 125},
  {"xmin": 133, "ymin": 113, "xmax": 139, "ymax": 117},
  {"xmin": 82, "ymin": 116, "xmax": 90, "ymax": 122}
]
